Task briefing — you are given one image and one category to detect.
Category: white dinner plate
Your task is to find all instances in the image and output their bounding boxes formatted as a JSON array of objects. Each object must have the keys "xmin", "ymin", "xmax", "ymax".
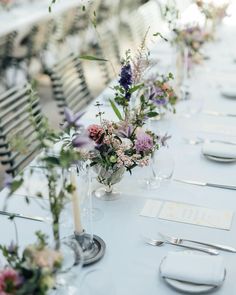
[
  {"xmin": 163, "ymin": 276, "xmax": 216, "ymax": 293},
  {"xmin": 221, "ymin": 87, "xmax": 236, "ymax": 99},
  {"xmin": 159, "ymin": 252, "xmax": 226, "ymax": 294},
  {"xmin": 204, "ymin": 154, "xmax": 236, "ymax": 163}
]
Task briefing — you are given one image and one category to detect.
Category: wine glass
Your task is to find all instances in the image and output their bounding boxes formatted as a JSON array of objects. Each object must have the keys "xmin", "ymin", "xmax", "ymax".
[{"xmin": 51, "ymin": 237, "xmax": 84, "ymax": 295}]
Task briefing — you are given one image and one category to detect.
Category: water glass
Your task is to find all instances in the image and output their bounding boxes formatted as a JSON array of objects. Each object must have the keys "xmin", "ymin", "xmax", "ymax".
[{"xmin": 145, "ymin": 148, "xmax": 175, "ymax": 189}]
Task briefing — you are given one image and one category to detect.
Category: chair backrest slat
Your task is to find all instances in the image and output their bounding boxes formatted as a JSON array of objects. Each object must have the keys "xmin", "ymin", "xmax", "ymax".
[
  {"xmin": 0, "ymin": 85, "xmax": 42, "ymax": 176},
  {"xmin": 6, "ymin": 142, "xmax": 40, "ymax": 175},
  {"xmin": 49, "ymin": 53, "xmax": 93, "ymax": 120}
]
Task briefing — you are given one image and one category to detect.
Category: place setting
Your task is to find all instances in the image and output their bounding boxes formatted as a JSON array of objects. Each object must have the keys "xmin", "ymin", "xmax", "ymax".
[
  {"xmin": 140, "ymin": 197, "xmax": 235, "ymax": 293},
  {"xmin": 183, "ymin": 133, "xmax": 236, "ymax": 164},
  {"xmin": 202, "ymin": 141, "xmax": 236, "ymax": 163}
]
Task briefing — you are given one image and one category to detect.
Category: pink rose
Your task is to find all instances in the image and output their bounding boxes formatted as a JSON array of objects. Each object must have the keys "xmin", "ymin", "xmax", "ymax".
[
  {"xmin": 87, "ymin": 124, "xmax": 104, "ymax": 143},
  {"xmin": 0, "ymin": 268, "xmax": 22, "ymax": 294}
]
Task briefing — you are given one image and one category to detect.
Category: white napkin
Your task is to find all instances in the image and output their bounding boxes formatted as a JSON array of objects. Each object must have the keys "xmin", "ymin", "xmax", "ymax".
[
  {"xmin": 221, "ymin": 86, "xmax": 236, "ymax": 98},
  {"xmin": 160, "ymin": 252, "xmax": 225, "ymax": 286},
  {"xmin": 202, "ymin": 142, "xmax": 236, "ymax": 159}
]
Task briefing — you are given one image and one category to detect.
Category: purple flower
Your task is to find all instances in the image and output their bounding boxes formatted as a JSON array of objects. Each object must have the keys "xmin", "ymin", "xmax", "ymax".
[
  {"xmin": 149, "ymin": 86, "xmax": 167, "ymax": 106},
  {"xmin": 116, "ymin": 124, "xmax": 133, "ymax": 138},
  {"xmin": 72, "ymin": 132, "xmax": 92, "ymax": 149},
  {"xmin": 8, "ymin": 241, "xmax": 18, "ymax": 254},
  {"xmin": 135, "ymin": 131, "xmax": 154, "ymax": 153},
  {"xmin": 119, "ymin": 63, "xmax": 132, "ymax": 100},
  {"xmin": 153, "ymin": 87, "xmax": 164, "ymax": 97},
  {"xmin": 153, "ymin": 97, "xmax": 168, "ymax": 106},
  {"xmin": 63, "ymin": 108, "xmax": 85, "ymax": 129}
]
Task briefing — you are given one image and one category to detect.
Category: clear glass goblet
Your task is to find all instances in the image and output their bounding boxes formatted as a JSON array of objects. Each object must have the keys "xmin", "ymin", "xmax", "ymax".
[{"xmin": 145, "ymin": 148, "xmax": 175, "ymax": 190}]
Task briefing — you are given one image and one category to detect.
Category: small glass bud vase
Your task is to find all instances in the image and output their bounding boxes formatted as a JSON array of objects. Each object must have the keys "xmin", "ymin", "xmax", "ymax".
[
  {"xmin": 93, "ymin": 165, "xmax": 125, "ymax": 200},
  {"xmin": 176, "ymin": 47, "xmax": 191, "ymax": 100},
  {"xmin": 176, "ymin": 49, "xmax": 185, "ymax": 90}
]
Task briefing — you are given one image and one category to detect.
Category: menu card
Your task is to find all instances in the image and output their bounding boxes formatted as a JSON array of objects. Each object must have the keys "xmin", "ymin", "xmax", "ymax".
[{"xmin": 159, "ymin": 201, "xmax": 233, "ymax": 230}]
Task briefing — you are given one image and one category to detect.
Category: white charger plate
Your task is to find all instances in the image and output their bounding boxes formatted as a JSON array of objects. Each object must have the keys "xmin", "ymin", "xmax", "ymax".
[
  {"xmin": 159, "ymin": 251, "xmax": 226, "ymax": 294},
  {"xmin": 204, "ymin": 154, "xmax": 236, "ymax": 163}
]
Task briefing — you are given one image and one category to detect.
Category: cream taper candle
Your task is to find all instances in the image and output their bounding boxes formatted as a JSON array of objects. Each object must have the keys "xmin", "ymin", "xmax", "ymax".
[{"xmin": 70, "ymin": 167, "xmax": 83, "ymax": 234}]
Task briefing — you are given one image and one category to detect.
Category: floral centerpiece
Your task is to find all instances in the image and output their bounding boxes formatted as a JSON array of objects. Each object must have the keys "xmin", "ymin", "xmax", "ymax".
[
  {"xmin": 111, "ymin": 49, "xmax": 154, "ymax": 125},
  {"xmin": 109, "ymin": 40, "xmax": 178, "ymax": 121},
  {"xmin": 173, "ymin": 25, "xmax": 211, "ymax": 65},
  {"xmin": 171, "ymin": 24, "xmax": 211, "ymax": 85},
  {"xmin": 196, "ymin": 1, "xmax": 229, "ymax": 27},
  {"xmin": 87, "ymin": 108, "xmax": 164, "ymax": 198},
  {"xmin": 82, "ymin": 47, "xmax": 170, "ymax": 199},
  {"xmin": 144, "ymin": 73, "xmax": 178, "ymax": 117},
  {"xmin": 0, "ymin": 232, "xmax": 62, "ymax": 295}
]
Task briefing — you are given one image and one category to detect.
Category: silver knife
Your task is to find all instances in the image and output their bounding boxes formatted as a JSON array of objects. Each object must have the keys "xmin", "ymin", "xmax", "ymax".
[
  {"xmin": 203, "ymin": 110, "xmax": 236, "ymax": 117},
  {"xmin": 174, "ymin": 178, "xmax": 236, "ymax": 191},
  {"xmin": 166, "ymin": 240, "xmax": 219, "ymax": 255},
  {"xmin": 0, "ymin": 210, "xmax": 45, "ymax": 222},
  {"xmin": 159, "ymin": 233, "xmax": 236, "ymax": 253}
]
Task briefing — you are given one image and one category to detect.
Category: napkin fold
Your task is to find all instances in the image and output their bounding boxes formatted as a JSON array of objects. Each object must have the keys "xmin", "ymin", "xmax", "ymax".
[
  {"xmin": 160, "ymin": 252, "xmax": 225, "ymax": 286},
  {"xmin": 202, "ymin": 142, "xmax": 236, "ymax": 159}
]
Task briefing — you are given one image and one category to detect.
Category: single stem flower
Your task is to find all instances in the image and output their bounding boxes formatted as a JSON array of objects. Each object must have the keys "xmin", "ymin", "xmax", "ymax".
[
  {"xmin": 63, "ymin": 107, "xmax": 85, "ymax": 129},
  {"xmin": 119, "ymin": 63, "xmax": 133, "ymax": 100}
]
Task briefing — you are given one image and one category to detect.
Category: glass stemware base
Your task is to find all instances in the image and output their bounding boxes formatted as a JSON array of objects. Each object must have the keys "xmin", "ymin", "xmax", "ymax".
[
  {"xmin": 144, "ymin": 177, "xmax": 161, "ymax": 190},
  {"xmin": 142, "ymin": 149, "xmax": 175, "ymax": 190},
  {"xmin": 94, "ymin": 186, "xmax": 121, "ymax": 201}
]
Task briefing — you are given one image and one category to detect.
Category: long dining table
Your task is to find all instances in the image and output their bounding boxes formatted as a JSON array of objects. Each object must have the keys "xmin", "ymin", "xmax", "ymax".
[{"xmin": 1, "ymin": 12, "xmax": 236, "ymax": 295}]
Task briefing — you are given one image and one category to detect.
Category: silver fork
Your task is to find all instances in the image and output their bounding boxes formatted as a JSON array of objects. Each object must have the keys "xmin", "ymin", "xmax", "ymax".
[
  {"xmin": 183, "ymin": 137, "xmax": 236, "ymax": 146},
  {"xmin": 159, "ymin": 233, "xmax": 236, "ymax": 253},
  {"xmin": 144, "ymin": 236, "xmax": 219, "ymax": 255}
]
